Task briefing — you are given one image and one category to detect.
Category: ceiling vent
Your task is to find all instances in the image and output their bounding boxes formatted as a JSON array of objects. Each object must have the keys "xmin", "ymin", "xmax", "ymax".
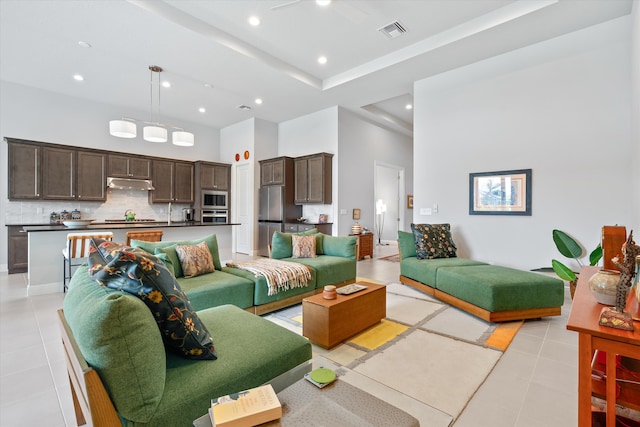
[
  {"xmin": 378, "ymin": 21, "xmax": 407, "ymax": 39},
  {"xmin": 237, "ymin": 104, "xmax": 252, "ymax": 110}
]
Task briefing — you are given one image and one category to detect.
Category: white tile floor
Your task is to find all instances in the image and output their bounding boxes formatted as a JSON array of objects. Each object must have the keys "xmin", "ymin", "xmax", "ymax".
[{"xmin": 0, "ymin": 242, "xmax": 579, "ymax": 426}]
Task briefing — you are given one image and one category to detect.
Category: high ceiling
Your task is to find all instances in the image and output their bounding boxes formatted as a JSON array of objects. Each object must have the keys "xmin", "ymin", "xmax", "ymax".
[{"xmin": 0, "ymin": 0, "xmax": 633, "ymax": 136}]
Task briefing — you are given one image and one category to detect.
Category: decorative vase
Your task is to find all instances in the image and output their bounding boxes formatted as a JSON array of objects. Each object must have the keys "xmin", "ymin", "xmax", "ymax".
[
  {"xmin": 351, "ymin": 223, "xmax": 362, "ymax": 235},
  {"xmin": 588, "ymin": 269, "xmax": 621, "ymax": 306},
  {"xmin": 323, "ymin": 285, "xmax": 337, "ymax": 300}
]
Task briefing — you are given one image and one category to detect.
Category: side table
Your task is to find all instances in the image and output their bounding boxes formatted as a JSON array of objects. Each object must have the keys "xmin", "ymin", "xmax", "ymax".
[{"xmin": 349, "ymin": 233, "xmax": 373, "ymax": 260}]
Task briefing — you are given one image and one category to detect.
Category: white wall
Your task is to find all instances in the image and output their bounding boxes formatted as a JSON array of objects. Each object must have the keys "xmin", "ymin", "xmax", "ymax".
[
  {"xmin": 413, "ymin": 16, "xmax": 636, "ymax": 271},
  {"xmin": 0, "ymin": 81, "xmax": 220, "ymax": 269},
  {"xmin": 632, "ymin": 1, "xmax": 640, "ymax": 229},
  {"xmin": 338, "ymin": 108, "xmax": 413, "ymax": 238}
]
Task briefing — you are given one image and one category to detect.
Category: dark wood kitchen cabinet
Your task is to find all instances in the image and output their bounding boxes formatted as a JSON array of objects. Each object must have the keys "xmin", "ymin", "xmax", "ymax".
[
  {"xmin": 260, "ymin": 157, "xmax": 287, "ymax": 186},
  {"xmin": 8, "ymin": 140, "xmax": 40, "ymax": 200},
  {"xmin": 77, "ymin": 151, "xmax": 107, "ymax": 201},
  {"xmin": 42, "ymin": 146, "xmax": 75, "ymax": 200},
  {"xmin": 198, "ymin": 162, "xmax": 230, "ymax": 191},
  {"xmin": 7, "ymin": 226, "xmax": 28, "ymax": 274},
  {"xmin": 294, "ymin": 153, "xmax": 332, "ymax": 204},
  {"xmin": 149, "ymin": 160, "xmax": 194, "ymax": 204},
  {"xmin": 108, "ymin": 155, "xmax": 151, "ymax": 179}
]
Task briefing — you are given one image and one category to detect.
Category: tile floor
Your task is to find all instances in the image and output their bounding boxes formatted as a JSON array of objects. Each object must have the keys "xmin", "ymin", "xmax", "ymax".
[{"xmin": 0, "ymin": 242, "xmax": 580, "ymax": 426}]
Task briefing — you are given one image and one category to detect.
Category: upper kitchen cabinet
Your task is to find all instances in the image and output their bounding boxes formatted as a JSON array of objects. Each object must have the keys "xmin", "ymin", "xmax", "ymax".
[
  {"xmin": 149, "ymin": 160, "xmax": 194, "ymax": 204},
  {"xmin": 294, "ymin": 153, "xmax": 333, "ymax": 204},
  {"xmin": 197, "ymin": 162, "xmax": 230, "ymax": 191},
  {"xmin": 42, "ymin": 146, "xmax": 76, "ymax": 200},
  {"xmin": 7, "ymin": 139, "xmax": 40, "ymax": 200},
  {"xmin": 260, "ymin": 157, "xmax": 291, "ymax": 186},
  {"xmin": 108, "ymin": 155, "xmax": 151, "ymax": 179},
  {"xmin": 76, "ymin": 151, "xmax": 107, "ymax": 201}
]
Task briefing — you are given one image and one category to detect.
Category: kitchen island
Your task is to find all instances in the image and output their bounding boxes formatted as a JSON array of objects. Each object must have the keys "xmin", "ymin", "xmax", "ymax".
[{"xmin": 18, "ymin": 222, "xmax": 237, "ymax": 295}]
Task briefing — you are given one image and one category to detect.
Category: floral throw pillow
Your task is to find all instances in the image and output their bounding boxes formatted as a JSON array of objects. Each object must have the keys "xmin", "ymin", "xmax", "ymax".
[
  {"xmin": 175, "ymin": 241, "xmax": 215, "ymax": 278},
  {"xmin": 411, "ymin": 223, "xmax": 457, "ymax": 260},
  {"xmin": 87, "ymin": 238, "xmax": 217, "ymax": 360},
  {"xmin": 292, "ymin": 234, "xmax": 317, "ymax": 259}
]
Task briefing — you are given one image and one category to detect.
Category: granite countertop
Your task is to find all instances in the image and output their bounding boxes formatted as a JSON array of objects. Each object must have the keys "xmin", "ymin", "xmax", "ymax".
[{"xmin": 15, "ymin": 222, "xmax": 238, "ymax": 232}]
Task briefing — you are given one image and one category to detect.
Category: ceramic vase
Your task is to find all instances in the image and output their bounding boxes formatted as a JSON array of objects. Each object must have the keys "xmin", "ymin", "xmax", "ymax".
[
  {"xmin": 588, "ymin": 269, "xmax": 620, "ymax": 306},
  {"xmin": 351, "ymin": 223, "xmax": 362, "ymax": 235},
  {"xmin": 323, "ymin": 285, "xmax": 337, "ymax": 300}
]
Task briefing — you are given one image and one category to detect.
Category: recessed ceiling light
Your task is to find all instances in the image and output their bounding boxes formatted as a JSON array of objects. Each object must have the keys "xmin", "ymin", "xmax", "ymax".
[
  {"xmin": 249, "ymin": 16, "xmax": 261, "ymax": 26},
  {"xmin": 77, "ymin": 41, "xmax": 91, "ymax": 48},
  {"xmin": 199, "ymin": 107, "xmax": 206, "ymax": 113},
  {"xmin": 318, "ymin": 56, "xmax": 327, "ymax": 64},
  {"xmin": 73, "ymin": 74, "xmax": 84, "ymax": 81},
  {"xmin": 162, "ymin": 81, "xmax": 171, "ymax": 88},
  {"xmin": 316, "ymin": 0, "xmax": 331, "ymax": 6},
  {"xmin": 405, "ymin": 104, "xmax": 413, "ymax": 110},
  {"xmin": 254, "ymin": 98, "xmax": 263, "ymax": 105}
]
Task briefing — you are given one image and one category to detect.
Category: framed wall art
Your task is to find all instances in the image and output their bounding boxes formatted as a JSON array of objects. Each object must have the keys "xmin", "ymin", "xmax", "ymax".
[
  {"xmin": 469, "ymin": 169, "xmax": 531, "ymax": 216},
  {"xmin": 407, "ymin": 195, "xmax": 414, "ymax": 209},
  {"xmin": 353, "ymin": 208, "xmax": 361, "ymax": 220}
]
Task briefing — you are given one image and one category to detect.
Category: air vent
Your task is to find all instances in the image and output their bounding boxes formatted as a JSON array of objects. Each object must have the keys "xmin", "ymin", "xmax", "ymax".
[
  {"xmin": 378, "ymin": 21, "xmax": 407, "ymax": 39},
  {"xmin": 237, "ymin": 104, "xmax": 252, "ymax": 110}
]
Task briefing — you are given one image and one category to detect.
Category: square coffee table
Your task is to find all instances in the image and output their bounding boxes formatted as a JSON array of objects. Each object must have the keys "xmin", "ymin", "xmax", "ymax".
[{"xmin": 302, "ymin": 281, "xmax": 386, "ymax": 349}]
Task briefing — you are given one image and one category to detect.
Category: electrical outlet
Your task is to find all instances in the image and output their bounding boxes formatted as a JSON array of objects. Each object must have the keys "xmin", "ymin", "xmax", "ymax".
[{"xmin": 420, "ymin": 208, "xmax": 432, "ymax": 215}]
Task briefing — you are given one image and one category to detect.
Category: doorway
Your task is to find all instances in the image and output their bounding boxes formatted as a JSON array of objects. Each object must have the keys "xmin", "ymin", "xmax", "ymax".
[{"xmin": 374, "ymin": 161, "xmax": 405, "ymax": 245}]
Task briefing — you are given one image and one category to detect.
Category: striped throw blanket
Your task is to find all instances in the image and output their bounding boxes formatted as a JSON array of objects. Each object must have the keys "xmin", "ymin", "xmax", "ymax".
[{"xmin": 226, "ymin": 258, "xmax": 312, "ymax": 296}]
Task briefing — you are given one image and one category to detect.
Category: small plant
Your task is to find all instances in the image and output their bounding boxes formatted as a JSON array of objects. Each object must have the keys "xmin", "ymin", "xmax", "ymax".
[{"xmin": 551, "ymin": 230, "xmax": 602, "ymax": 295}]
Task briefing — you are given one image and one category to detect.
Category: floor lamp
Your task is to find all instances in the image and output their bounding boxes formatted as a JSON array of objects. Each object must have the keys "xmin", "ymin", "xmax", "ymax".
[{"xmin": 376, "ymin": 199, "xmax": 387, "ymax": 246}]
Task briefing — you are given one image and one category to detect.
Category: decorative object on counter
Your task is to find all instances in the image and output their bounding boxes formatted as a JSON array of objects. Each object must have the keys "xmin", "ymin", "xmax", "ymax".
[
  {"xmin": 71, "ymin": 209, "xmax": 81, "ymax": 220},
  {"xmin": 588, "ymin": 269, "xmax": 620, "ymax": 306},
  {"xmin": 353, "ymin": 208, "xmax": 361, "ymax": 220},
  {"xmin": 125, "ymin": 210, "xmax": 136, "ymax": 221},
  {"xmin": 323, "ymin": 285, "xmax": 337, "ymax": 300},
  {"xmin": 63, "ymin": 219, "xmax": 95, "ymax": 228},
  {"xmin": 318, "ymin": 214, "xmax": 328, "ymax": 224},
  {"xmin": 598, "ymin": 231, "xmax": 639, "ymax": 331},
  {"xmin": 59, "ymin": 210, "xmax": 70, "ymax": 222},
  {"xmin": 109, "ymin": 65, "xmax": 195, "ymax": 147},
  {"xmin": 376, "ymin": 199, "xmax": 387, "ymax": 245},
  {"xmin": 351, "ymin": 223, "xmax": 362, "ymax": 235},
  {"xmin": 50, "ymin": 212, "xmax": 59, "ymax": 224},
  {"xmin": 551, "ymin": 229, "xmax": 603, "ymax": 299},
  {"xmin": 297, "ymin": 217, "xmax": 307, "ymax": 223}
]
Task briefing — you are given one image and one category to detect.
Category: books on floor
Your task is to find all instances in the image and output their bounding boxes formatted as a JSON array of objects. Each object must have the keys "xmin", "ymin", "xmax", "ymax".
[{"xmin": 210, "ymin": 384, "xmax": 281, "ymax": 427}]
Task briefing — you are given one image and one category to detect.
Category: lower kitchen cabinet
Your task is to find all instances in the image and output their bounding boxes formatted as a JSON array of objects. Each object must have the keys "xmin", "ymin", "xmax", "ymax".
[
  {"xmin": 7, "ymin": 226, "xmax": 28, "ymax": 274},
  {"xmin": 284, "ymin": 223, "xmax": 333, "ymax": 235}
]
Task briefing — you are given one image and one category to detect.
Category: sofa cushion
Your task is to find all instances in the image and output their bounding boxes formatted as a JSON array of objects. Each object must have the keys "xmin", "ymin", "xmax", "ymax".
[
  {"xmin": 398, "ymin": 230, "xmax": 417, "ymax": 259},
  {"xmin": 88, "ymin": 239, "xmax": 217, "ymax": 360},
  {"xmin": 436, "ymin": 265, "xmax": 565, "ymax": 312},
  {"xmin": 322, "ymin": 235, "xmax": 357, "ymax": 259},
  {"xmin": 411, "ymin": 223, "xmax": 457, "ymax": 259},
  {"xmin": 177, "ymin": 271, "xmax": 255, "ymax": 311},
  {"xmin": 137, "ymin": 304, "xmax": 312, "ymax": 427},
  {"xmin": 131, "ymin": 233, "xmax": 222, "ymax": 273},
  {"xmin": 63, "ymin": 266, "xmax": 165, "ymax": 423},
  {"xmin": 401, "ymin": 257, "xmax": 487, "ymax": 287},
  {"xmin": 223, "ymin": 266, "xmax": 317, "ymax": 306},
  {"xmin": 291, "ymin": 234, "xmax": 317, "ymax": 259},
  {"xmin": 175, "ymin": 241, "xmax": 215, "ymax": 278},
  {"xmin": 270, "ymin": 229, "xmax": 319, "ymax": 259},
  {"xmin": 285, "ymin": 255, "xmax": 356, "ymax": 288}
]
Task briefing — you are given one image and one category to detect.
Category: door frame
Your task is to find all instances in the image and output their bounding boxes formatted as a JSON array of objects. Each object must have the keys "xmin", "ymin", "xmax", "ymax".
[{"xmin": 373, "ymin": 161, "xmax": 405, "ymax": 244}]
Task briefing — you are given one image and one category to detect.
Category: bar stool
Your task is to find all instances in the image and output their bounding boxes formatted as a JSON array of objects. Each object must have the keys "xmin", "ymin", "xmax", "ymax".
[
  {"xmin": 125, "ymin": 230, "xmax": 164, "ymax": 246},
  {"xmin": 63, "ymin": 232, "xmax": 114, "ymax": 292}
]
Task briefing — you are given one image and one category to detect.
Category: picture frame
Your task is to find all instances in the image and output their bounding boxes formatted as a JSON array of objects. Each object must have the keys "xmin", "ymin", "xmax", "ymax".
[
  {"xmin": 469, "ymin": 169, "xmax": 531, "ymax": 216},
  {"xmin": 353, "ymin": 208, "xmax": 361, "ymax": 220},
  {"xmin": 407, "ymin": 195, "xmax": 414, "ymax": 209},
  {"xmin": 318, "ymin": 214, "xmax": 328, "ymax": 224}
]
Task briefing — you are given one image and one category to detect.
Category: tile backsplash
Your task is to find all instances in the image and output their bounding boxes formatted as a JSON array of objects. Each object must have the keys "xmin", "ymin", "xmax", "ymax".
[{"xmin": 5, "ymin": 190, "xmax": 190, "ymax": 224}]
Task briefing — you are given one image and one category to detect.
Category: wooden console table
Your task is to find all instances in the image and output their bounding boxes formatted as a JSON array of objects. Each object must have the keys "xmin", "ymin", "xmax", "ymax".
[{"xmin": 566, "ymin": 266, "xmax": 640, "ymax": 426}]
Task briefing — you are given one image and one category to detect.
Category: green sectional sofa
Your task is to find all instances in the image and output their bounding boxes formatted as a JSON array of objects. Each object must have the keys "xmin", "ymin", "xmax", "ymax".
[
  {"xmin": 398, "ymin": 230, "xmax": 564, "ymax": 322},
  {"xmin": 61, "ymin": 266, "xmax": 312, "ymax": 427}
]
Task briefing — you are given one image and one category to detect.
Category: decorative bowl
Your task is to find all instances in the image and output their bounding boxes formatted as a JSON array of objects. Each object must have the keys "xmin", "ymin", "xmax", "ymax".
[{"xmin": 63, "ymin": 219, "xmax": 94, "ymax": 228}]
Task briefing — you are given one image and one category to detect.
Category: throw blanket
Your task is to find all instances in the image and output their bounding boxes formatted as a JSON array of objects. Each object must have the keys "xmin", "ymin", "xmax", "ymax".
[{"xmin": 226, "ymin": 258, "xmax": 312, "ymax": 296}]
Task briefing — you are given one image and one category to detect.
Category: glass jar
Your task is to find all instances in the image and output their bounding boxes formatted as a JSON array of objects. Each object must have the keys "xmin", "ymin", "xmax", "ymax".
[
  {"xmin": 71, "ymin": 209, "xmax": 81, "ymax": 220},
  {"xmin": 49, "ymin": 212, "xmax": 58, "ymax": 224},
  {"xmin": 59, "ymin": 210, "xmax": 70, "ymax": 222}
]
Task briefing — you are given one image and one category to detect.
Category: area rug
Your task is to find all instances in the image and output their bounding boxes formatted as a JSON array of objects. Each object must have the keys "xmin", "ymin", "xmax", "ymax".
[{"xmin": 378, "ymin": 253, "xmax": 400, "ymax": 262}]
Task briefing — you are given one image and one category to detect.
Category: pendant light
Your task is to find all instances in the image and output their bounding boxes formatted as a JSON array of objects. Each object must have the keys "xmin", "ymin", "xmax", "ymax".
[{"xmin": 109, "ymin": 65, "xmax": 195, "ymax": 146}]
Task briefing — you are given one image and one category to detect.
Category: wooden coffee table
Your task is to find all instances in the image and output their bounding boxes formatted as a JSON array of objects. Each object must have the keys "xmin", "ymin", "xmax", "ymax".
[{"xmin": 302, "ymin": 281, "xmax": 386, "ymax": 349}]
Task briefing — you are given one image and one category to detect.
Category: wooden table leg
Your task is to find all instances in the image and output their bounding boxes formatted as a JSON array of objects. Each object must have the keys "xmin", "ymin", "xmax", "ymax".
[
  {"xmin": 606, "ymin": 352, "xmax": 617, "ymax": 426},
  {"xmin": 577, "ymin": 333, "xmax": 593, "ymax": 426}
]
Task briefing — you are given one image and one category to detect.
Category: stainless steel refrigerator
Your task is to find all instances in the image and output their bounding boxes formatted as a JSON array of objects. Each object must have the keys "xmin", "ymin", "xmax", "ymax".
[{"xmin": 258, "ymin": 185, "xmax": 301, "ymax": 257}]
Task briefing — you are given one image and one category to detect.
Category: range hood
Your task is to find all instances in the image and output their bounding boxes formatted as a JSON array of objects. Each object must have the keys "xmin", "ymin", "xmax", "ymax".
[{"xmin": 107, "ymin": 177, "xmax": 155, "ymax": 191}]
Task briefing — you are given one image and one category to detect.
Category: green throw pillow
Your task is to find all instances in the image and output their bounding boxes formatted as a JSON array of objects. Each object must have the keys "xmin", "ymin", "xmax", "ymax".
[
  {"xmin": 131, "ymin": 233, "xmax": 222, "ymax": 271},
  {"xmin": 322, "ymin": 235, "xmax": 357, "ymax": 259},
  {"xmin": 88, "ymin": 238, "xmax": 217, "ymax": 360}
]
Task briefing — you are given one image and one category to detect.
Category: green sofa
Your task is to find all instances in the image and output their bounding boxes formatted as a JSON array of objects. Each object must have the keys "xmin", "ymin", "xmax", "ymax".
[
  {"xmin": 131, "ymin": 231, "xmax": 357, "ymax": 315},
  {"xmin": 62, "ymin": 266, "xmax": 312, "ymax": 427},
  {"xmin": 398, "ymin": 230, "xmax": 564, "ymax": 322}
]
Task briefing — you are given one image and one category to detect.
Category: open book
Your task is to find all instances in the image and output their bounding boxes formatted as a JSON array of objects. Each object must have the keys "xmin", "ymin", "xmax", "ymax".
[{"xmin": 210, "ymin": 384, "xmax": 282, "ymax": 427}]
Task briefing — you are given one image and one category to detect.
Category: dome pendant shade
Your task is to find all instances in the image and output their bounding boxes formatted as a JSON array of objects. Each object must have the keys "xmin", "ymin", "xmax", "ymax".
[
  {"xmin": 172, "ymin": 131, "xmax": 194, "ymax": 146},
  {"xmin": 109, "ymin": 120, "xmax": 137, "ymax": 138},
  {"xmin": 143, "ymin": 126, "xmax": 167, "ymax": 142}
]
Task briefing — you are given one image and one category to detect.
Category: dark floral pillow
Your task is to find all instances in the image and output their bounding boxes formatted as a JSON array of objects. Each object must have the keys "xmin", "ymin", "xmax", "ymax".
[
  {"xmin": 87, "ymin": 238, "xmax": 217, "ymax": 360},
  {"xmin": 410, "ymin": 223, "xmax": 457, "ymax": 260}
]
